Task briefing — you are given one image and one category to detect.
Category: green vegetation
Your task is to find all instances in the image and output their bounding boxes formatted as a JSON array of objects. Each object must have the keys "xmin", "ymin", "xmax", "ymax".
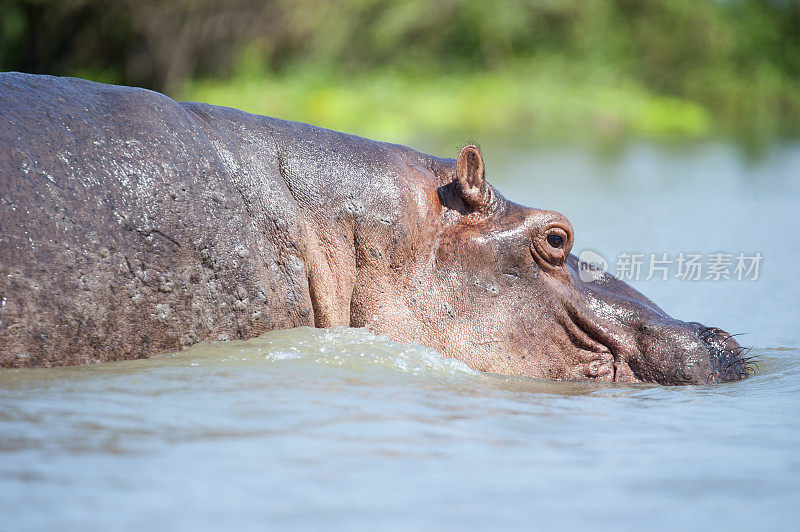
[
  {"xmin": 2, "ymin": 0, "xmax": 798, "ymax": 145},
  {"xmin": 180, "ymin": 59, "xmax": 715, "ymax": 146}
]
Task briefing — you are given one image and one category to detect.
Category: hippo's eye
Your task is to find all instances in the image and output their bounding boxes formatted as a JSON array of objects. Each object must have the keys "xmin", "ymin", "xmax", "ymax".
[
  {"xmin": 546, "ymin": 233, "xmax": 564, "ymax": 249},
  {"xmin": 530, "ymin": 215, "xmax": 572, "ymax": 271}
]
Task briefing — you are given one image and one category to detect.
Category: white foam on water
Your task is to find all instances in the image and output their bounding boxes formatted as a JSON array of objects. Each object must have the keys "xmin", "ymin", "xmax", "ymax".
[{"xmin": 177, "ymin": 326, "xmax": 479, "ymax": 378}]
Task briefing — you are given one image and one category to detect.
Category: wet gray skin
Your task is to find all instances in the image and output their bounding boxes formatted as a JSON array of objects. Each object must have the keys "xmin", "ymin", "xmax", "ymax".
[{"xmin": 0, "ymin": 73, "xmax": 750, "ymax": 384}]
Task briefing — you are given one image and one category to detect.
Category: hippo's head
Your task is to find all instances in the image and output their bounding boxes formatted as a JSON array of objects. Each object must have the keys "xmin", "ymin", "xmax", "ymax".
[{"xmin": 360, "ymin": 145, "xmax": 751, "ymax": 385}]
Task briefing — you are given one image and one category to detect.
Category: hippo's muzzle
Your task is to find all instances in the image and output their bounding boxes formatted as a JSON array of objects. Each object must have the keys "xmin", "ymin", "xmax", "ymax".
[
  {"xmin": 565, "ymin": 256, "xmax": 752, "ymax": 385},
  {"xmin": 696, "ymin": 325, "xmax": 754, "ymax": 383},
  {"xmin": 582, "ymin": 316, "xmax": 751, "ymax": 385}
]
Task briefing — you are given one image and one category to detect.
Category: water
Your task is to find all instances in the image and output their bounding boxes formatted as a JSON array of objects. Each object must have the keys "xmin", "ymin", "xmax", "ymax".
[{"xmin": 1, "ymin": 141, "xmax": 798, "ymax": 531}]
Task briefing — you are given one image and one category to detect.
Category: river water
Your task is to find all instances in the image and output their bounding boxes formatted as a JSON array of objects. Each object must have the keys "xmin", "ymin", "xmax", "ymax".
[{"xmin": 1, "ymin": 141, "xmax": 798, "ymax": 531}]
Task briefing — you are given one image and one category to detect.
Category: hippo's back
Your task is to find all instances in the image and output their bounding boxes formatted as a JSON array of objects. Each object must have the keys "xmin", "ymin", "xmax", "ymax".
[{"xmin": 0, "ymin": 73, "xmax": 314, "ymax": 367}]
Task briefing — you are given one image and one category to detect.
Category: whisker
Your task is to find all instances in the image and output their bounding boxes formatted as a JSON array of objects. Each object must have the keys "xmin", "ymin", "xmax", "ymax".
[
  {"xmin": 742, "ymin": 344, "xmax": 757, "ymax": 359},
  {"xmin": 724, "ymin": 361, "xmax": 745, "ymax": 372},
  {"xmin": 722, "ymin": 332, "xmax": 748, "ymax": 342}
]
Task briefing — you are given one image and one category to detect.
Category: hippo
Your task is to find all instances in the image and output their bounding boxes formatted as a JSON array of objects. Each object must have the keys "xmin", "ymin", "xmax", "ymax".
[{"xmin": 0, "ymin": 72, "xmax": 751, "ymax": 384}]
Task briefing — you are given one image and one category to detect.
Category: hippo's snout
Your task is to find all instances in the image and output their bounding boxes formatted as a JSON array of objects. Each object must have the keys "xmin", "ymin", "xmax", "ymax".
[
  {"xmin": 695, "ymin": 324, "xmax": 753, "ymax": 383},
  {"xmin": 568, "ymin": 257, "xmax": 752, "ymax": 385},
  {"xmin": 618, "ymin": 319, "xmax": 753, "ymax": 385}
]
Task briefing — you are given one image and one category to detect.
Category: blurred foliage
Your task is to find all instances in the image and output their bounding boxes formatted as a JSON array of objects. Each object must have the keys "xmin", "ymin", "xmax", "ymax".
[
  {"xmin": 183, "ymin": 62, "xmax": 715, "ymax": 147},
  {"xmin": 1, "ymin": 0, "xmax": 798, "ymax": 144}
]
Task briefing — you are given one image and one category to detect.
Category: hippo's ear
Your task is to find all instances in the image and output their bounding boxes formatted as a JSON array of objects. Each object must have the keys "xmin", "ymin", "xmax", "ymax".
[{"xmin": 456, "ymin": 145, "xmax": 491, "ymax": 212}]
